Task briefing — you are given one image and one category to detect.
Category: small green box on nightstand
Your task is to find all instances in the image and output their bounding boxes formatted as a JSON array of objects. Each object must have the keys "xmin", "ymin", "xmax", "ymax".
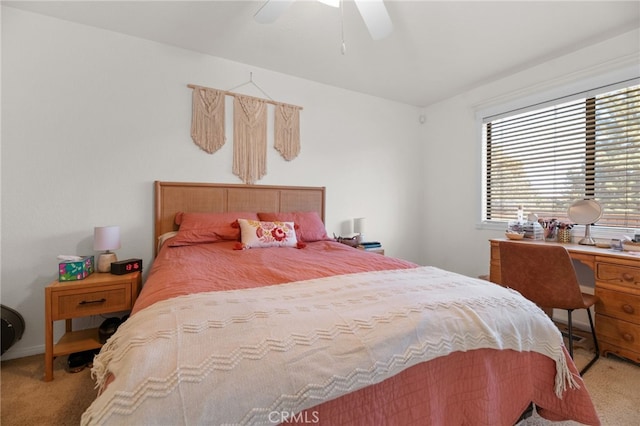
[{"xmin": 58, "ymin": 256, "xmax": 94, "ymax": 281}]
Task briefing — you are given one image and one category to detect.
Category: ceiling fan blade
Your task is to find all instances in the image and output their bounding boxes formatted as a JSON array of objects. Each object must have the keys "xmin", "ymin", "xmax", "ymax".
[
  {"xmin": 354, "ymin": 0, "xmax": 393, "ymax": 40},
  {"xmin": 254, "ymin": 0, "xmax": 296, "ymax": 24}
]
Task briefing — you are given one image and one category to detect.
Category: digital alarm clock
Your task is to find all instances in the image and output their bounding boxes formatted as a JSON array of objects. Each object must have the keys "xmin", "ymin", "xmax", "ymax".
[{"xmin": 110, "ymin": 258, "xmax": 142, "ymax": 275}]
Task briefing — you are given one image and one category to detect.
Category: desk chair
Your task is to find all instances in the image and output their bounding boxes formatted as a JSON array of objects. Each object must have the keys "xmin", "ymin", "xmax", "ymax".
[{"xmin": 499, "ymin": 241, "xmax": 600, "ymax": 375}]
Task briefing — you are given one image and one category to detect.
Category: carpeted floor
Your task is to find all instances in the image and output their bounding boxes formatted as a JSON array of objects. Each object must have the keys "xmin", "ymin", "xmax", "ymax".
[
  {"xmin": 517, "ymin": 324, "xmax": 640, "ymax": 425},
  {"xmin": 2, "ymin": 347, "xmax": 639, "ymax": 425},
  {"xmin": 1, "ymin": 354, "xmax": 97, "ymax": 426},
  {"xmin": 518, "ymin": 350, "xmax": 640, "ymax": 425}
]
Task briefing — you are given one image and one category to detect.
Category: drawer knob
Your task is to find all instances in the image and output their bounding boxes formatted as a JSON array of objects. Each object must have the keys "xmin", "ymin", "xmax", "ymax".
[
  {"xmin": 622, "ymin": 273, "xmax": 634, "ymax": 282},
  {"xmin": 622, "ymin": 333, "xmax": 634, "ymax": 342},
  {"xmin": 622, "ymin": 304, "xmax": 635, "ymax": 314},
  {"xmin": 78, "ymin": 298, "xmax": 106, "ymax": 305}
]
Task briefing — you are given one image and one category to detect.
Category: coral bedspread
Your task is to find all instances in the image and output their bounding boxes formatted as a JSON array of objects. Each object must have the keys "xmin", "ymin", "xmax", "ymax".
[
  {"xmin": 131, "ymin": 240, "xmax": 417, "ymax": 314},
  {"xmin": 82, "ymin": 240, "xmax": 599, "ymax": 425}
]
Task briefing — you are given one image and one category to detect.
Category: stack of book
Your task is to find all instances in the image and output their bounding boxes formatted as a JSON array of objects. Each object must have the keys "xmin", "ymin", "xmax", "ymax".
[{"xmin": 358, "ymin": 241, "xmax": 382, "ymax": 251}]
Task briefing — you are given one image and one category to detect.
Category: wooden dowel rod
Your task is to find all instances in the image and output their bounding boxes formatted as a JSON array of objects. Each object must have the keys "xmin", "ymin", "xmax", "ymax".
[{"xmin": 187, "ymin": 84, "xmax": 303, "ymax": 110}]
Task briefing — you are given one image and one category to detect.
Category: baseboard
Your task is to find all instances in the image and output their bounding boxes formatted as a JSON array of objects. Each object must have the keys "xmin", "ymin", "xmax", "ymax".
[
  {"xmin": 0, "ymin": 344, "xmax": 44, "ymax": 361},
  {"xmin": 552, "ymin": 312, "xmax": 592, "ymax": 332},
  {"xmin": 560, "ymin": 330, "xmax": 586, "ymax": 344}
]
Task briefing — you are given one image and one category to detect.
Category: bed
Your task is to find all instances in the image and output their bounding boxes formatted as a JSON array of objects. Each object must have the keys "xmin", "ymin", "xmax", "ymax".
[{"xmin": 81, "ymin": 181, "xmax": 600, "ymax": 425}]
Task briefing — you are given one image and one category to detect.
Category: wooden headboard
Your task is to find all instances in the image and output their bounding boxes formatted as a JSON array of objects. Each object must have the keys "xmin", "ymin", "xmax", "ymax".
[{"xmin": 154, "ymin": 181, "xmax": 326, "ymax": 255}]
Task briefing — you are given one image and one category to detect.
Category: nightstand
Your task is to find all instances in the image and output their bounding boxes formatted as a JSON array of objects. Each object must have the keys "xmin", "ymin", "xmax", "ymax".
[{"xmin": 44, "ymin": 272, "xmax": 141, "ymax": 381}]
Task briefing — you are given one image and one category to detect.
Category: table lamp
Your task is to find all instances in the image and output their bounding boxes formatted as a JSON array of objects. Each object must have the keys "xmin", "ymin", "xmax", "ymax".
[
  {"xmin": 94, "ymin": 226, "xmax": 121, "ymax": 273},
  {"xmin": 354, "ymin": 217, "xmax": 366, "ymax": 244}
]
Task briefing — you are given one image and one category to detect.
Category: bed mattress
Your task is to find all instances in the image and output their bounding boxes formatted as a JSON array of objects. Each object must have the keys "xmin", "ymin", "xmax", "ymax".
[{"xmin": 82, "ymin": 240, "xmax": 599, "ymax": 425}]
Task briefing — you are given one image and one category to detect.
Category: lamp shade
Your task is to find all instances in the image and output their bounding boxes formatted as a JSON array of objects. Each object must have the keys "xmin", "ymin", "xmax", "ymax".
[
  {"xmin": 93, "ymin": 226, "xmax": 121, "ymax": 251},
  {"xmin": 354, "ymin": 217, "xmax": 366, "ymax": 235}
]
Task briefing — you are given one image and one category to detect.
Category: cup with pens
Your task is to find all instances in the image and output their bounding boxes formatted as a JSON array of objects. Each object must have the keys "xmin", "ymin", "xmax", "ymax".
[
  {"xmin": 539, "ymin": 219, "xmax": 574, "ymax": 242},
  {"xmin": 539, "ymin": 219, "xmax": 558, "ymax": 241},
  {"xmin": 557, "ymin": 222, "xmax": 574, "ymax": 243}
]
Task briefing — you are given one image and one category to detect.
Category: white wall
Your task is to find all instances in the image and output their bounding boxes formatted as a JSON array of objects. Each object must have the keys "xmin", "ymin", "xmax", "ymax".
[
  {"xmin": 420, "ymin": 28, "xmax": 639, "ymax": 290},
  {"xmin": 1, "ymin": 7, "xmax": 424, "ymax": 359}
]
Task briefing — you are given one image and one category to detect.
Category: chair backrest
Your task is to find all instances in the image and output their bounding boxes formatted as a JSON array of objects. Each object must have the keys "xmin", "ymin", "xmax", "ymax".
[{"xmin": 499, "ymin": 241, "xmax": 586, "ymax": 310}]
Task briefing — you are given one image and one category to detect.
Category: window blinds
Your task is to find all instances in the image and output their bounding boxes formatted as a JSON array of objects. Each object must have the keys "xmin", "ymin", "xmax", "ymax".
[{"xmin": 484, "ymin": 83, "xmax": 639, "ymax": 228}]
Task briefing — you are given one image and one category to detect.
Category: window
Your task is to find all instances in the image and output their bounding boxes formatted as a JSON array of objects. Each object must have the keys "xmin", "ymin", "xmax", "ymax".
[{"xmin": 482, "ymin": 82, "xmax": 639, "ymax": 229}]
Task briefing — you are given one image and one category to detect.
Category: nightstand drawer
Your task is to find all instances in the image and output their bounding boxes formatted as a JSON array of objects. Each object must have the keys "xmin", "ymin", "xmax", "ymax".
[
  {"xmin": 595, "ymin": 287, "xmax": 640, "ymax": 324},
  {"xmin": 52, "ymin": 285, "xmax": 131, "ymax": 320}
]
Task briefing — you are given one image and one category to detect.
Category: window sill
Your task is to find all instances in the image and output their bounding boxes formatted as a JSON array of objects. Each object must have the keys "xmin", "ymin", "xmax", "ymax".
[{"xmin": 477, "ymin": 221, "xmax": 636, "ymax": 241}]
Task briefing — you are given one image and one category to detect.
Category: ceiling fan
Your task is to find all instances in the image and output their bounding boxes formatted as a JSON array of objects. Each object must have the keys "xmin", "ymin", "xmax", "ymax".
[{"xmin": 254, "ymin": 0, "xmax": 393, "ymax": 41}]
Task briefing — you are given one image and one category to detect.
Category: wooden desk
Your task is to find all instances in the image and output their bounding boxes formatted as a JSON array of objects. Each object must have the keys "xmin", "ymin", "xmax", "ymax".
[{"xmin": 489, "ymin": 239, "xmax": 640, "ymax": 364}]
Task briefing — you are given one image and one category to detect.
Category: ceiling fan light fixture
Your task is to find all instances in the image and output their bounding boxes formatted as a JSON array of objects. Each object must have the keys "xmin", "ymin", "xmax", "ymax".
[{"xmin": 254, "ymin": 0, "xmax": 393, "ymax": 41}]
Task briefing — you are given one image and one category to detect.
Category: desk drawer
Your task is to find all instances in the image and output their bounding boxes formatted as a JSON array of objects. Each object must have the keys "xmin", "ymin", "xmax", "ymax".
[
  {"xmin": 596, "ymin": 262, "xmax": 640, "ymax": 291},
  {"xmin": 595, "ymin": 314, "xmax": 640, "ymax": 353},
  {"xmin": 52, "ymin": 285, "xmax": 130, "ymax": 319},
  {"xmin": 595, "ymin": 287, "xmax": 640, "ymax": 324}
]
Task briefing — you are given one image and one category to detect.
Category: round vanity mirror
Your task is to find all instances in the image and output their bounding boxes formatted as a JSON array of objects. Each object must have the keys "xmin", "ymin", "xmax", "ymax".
[{"xmin": 567, "ymin": 199, "xmax": 602, "ymax": 245}]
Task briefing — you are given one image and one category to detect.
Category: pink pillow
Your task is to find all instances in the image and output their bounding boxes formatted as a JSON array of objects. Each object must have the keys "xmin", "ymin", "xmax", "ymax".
[
  {"xmin": 169, "ymin": 212, "xmax": 259, "ymax": 246},
  {"xmin": 237, "ymin": 219, "xmax": 298, "ymax": 249},
  {"xmin": 257, "ymin": 211, "xmax": 330, "ymax": 242}
]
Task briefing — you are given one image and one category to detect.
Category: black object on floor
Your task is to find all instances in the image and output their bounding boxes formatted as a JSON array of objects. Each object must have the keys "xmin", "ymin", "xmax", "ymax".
[
  {"xmin": 98, "ymin": 317, "xmax": 122, "ymax": 344},
  {"xmin": 67, "ymin": 349, "xmax": 100, "ymax": 373},
  {"xmin": 1, "ymin": 304, "xmax": 25, "ymax": 355}
]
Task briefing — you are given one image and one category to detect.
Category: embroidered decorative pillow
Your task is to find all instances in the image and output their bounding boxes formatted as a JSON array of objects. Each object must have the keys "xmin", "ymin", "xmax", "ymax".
[
  {"xmin": 169, "ymin": 212, "xmax": 259, "ymax": 247},
  {"xmin": 257, "ymin": 211, "xmax": 331, "ymax": 242},
  {"xmin": 237, "ymin": 219, "xmax": 298, "ymax": 249}
]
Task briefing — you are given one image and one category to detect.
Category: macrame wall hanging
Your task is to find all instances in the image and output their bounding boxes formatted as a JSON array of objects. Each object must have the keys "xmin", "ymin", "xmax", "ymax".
[
  {"xmin": 233, "ymin": 95, "xmax": 267, "ymax": 185},
  {"xmin": 190, "ymin": 86, "xmax": 225, "ymax": 154},
  {"xmin": 275, "ymin": 103, "xmax": 301, "ymax": 161},
  {"xmin": 187, "ymin": 75, "xmax": 303, "ymax": 184}
]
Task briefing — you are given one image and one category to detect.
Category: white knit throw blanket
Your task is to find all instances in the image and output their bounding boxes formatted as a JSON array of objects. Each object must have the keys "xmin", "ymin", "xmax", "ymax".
[{"xmin": 82, "ymin": 267, "xmax": 577, "ymax": 426}]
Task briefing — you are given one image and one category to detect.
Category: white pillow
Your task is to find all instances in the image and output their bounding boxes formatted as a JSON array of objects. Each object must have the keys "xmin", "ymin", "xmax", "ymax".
[
  {"xmin": 237, "ymin": 219, "xmax": 298, "ymax": 249},
  {"xmin": 157, "ymin": 231, "xmax": 179, "ymax": 252}
]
